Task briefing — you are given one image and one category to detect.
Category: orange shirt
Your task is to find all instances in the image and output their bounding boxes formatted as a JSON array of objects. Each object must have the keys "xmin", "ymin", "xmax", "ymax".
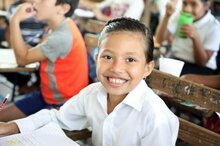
[{"xmin": 39, "ymin": 19, "xmax": 88, "ymax": 104}]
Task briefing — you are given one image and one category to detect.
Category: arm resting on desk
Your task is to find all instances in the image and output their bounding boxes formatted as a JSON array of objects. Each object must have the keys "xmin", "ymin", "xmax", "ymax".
[{"xmin": 0, "ymin": 122, "xmax": 20, "ymax": 136}]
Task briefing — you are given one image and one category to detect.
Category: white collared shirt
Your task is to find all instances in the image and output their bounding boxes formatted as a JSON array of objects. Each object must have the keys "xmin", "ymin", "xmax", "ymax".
[{"xmin": 15, "ymin": 80, "xmax": 179, "ymax": 146}]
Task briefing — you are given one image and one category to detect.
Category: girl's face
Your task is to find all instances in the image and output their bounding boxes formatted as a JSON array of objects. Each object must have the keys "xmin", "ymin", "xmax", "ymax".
[
  {"xmin": 96, "ymin": 31, "xmax": 154, "ymax": 100},
  {"xmin": 182, "ymin": 0, "xmax": 210, "ymax": 21}
]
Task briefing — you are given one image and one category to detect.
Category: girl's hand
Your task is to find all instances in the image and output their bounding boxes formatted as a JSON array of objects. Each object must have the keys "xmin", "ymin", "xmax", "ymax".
[
  {"xmin": 11, "ymin": 2, "xmax": 36, "ymax": 23},
  {"xmin": 165, "ymin": 0, "xmax": 178, "ymax": 18},
  {"xmin": 0, "ymin": 122, "xmax": 20, "ymax": 137},
  {"xmin": 181, "ymin": 24, "xmax": 198, "ymax": 39}
]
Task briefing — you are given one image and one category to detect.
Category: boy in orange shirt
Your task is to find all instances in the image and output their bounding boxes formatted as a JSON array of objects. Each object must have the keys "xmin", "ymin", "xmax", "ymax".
[{"xmin": 0, "ymin": 0, "xmax": 88, "ymax": 122}]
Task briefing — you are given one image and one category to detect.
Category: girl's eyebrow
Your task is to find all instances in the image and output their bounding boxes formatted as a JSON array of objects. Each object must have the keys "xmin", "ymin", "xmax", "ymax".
[
  {"xmin": 101, "ymin": 48, "xmax": 142, "ymax": 54},
  {"xmin": 124, "ymin": 51, "xmax": 140, "ymax": 55},
  {"xmin": 100, "ymin": 48, "xmax": 113, "ymax": 53}
]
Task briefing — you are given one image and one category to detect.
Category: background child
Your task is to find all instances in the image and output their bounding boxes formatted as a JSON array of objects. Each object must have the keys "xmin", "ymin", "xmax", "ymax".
[
  {"xmin": 0, "ymin": 0, "xmax": 88, "ymax": 122},
  {"xmin": 6, "ymin": 0, "xmax": 48, "ymax": 47},
  {"xmin": 155, "ymin": 0, "xmax": 220, "ymax": 75},
  {"xmin": 0, "ymin": 17, "xmax": 179, "ymax": 146},
  {"xmin": 1, "ymin": 0, "xmax": 48, "ymax": 95},
  {"xmin": 79, "ymin": 0, "xmax": 144, "ymax": 21}
]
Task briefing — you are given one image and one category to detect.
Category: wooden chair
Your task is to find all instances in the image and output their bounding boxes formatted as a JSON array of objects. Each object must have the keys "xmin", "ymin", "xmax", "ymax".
[
  {"xmin": 84, "ymin": 33, "xmax": 99, "ymax": 56},
  {"xmin": 74, "ymin": 17, "xmax": 105, "ymax": 34},
  {"xmin": 84, "ymin": 19, "xmax": 105, "ymax": 34}
]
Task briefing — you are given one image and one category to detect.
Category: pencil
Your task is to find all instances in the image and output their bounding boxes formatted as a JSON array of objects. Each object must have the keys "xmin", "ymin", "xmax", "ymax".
[{"xmin": 0, "ymin": 94, "xmax": 10, "ymax": 110}]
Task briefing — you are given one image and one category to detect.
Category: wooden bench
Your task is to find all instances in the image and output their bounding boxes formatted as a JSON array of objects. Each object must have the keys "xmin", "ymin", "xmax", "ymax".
[
  {"xmin": 65, "ymin": 33, "xmax": 220, "ymax": 145},
  {"xmin": 147, "ymin": 69, "xmax": 220, "ymax": 146},
  {"xmin": 147, "ymin": 70, "xmax": 220, "ymax": 112}
]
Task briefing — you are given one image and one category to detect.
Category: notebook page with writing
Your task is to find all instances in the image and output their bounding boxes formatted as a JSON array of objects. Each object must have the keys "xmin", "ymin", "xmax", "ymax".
[{"xmin": 0, "ymin": 122, "xmax": 79, "ymax": 146}]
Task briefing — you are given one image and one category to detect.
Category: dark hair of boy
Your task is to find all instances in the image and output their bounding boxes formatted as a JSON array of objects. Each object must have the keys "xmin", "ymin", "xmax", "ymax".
[
  {"xmin": 99, "ymin": 17, "xmax": 154, "ymax": 63},
  {"xmin": 55, "ymin": 0, "xmax": 79, "ymax": 17}
]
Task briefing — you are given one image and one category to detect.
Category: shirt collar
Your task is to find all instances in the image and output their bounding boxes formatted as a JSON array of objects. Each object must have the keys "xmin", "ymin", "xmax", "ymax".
[
  {"xmin": 97, "ymin": 80, "xmax": 148, "ymax": 112},
  {"xmin": 122, "ymin": 80, "xmax": 147, "ymax": 112},
  {"xmin": 97, "ymin": 83, "xmax": 108, "ymax": 113},
  {"xmin": 194, "ymin": 10, "xmax": 212, "ymax": 28}
]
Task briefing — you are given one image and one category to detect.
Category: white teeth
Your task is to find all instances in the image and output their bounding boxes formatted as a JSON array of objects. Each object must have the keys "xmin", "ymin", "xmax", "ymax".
[{"xmin": 109, "ymin": 78, "xmax": 126, "ymax": 84}]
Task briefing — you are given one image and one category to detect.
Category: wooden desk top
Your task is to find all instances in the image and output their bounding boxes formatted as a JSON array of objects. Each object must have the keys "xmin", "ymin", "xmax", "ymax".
[
  {"xmin": 0, "ymin": 48, "xmax": 39, "ymax": 73},
  {"xmin": 0, "ymin": 66, "xmax": 37, "ymax": 73}
]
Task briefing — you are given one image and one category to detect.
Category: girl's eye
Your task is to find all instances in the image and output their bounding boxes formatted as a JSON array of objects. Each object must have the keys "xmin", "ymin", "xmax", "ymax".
[
  {"xmin": 127, "ymin": 58, "xmax": 136, "ymax": 63},
  {"xmin": 103, "ymin": 55, "xmax": 112, "ymax": 60}
]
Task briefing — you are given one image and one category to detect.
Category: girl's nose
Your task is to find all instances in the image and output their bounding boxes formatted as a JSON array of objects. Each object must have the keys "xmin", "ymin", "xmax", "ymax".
[{"xmin": 110, "ymin": 60, "xmax": 124, "ymax": 73}]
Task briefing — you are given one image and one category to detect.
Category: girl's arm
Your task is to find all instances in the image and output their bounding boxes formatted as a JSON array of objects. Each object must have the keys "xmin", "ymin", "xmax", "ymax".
[
  {"xmin": 155, "ymin": 0, "xmax": 178, "ymax": 44},
  {"xmin": 0, "ymin": 122, "xmax": 20, "ymax": 136},
  {"xmin": 181, "ymin": 24, "xmax": 213, "ymax": 67},
  {"xmin": 181, "ymin": 74, "xmax": 220, "ymax": 90},
  {"xmin": 10, "ymin": 3, "xmax": 46, "ymax": 66}
]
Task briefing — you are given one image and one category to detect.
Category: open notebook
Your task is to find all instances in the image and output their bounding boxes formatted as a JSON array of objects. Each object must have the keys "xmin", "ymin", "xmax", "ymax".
[
  {"xmin": 0, "ymin": 122, "xmax": 79, "ymax": 146},
  {"xmin": 0, "ymin": 48, "xmax": 39, "ymax": 69}
]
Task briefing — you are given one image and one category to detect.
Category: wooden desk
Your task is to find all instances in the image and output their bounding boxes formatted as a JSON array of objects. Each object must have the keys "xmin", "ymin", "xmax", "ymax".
[
  {"xmin": 0, "ymin": 66, "xmax": 37, "ymax": 73},
  {"xmin": 0, "ymin": 66, "xmax": 38, "ymax": 102},
  {"xmin": 0, "ymin": 48, "xmax": 39, "ymax": 101}
]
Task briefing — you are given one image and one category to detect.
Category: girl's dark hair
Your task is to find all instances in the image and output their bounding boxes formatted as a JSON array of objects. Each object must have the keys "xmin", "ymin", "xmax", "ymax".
[
  {"xmin": 55, "ymin": 0, "xmax": 79, "ymax": 17},
  {"xmin": 201, "ymin": 0, "xmax": 209, "ymax": 3},
  {"xmin": 99, "ymin": 17, "xmax": 154, "ymax": 63}
]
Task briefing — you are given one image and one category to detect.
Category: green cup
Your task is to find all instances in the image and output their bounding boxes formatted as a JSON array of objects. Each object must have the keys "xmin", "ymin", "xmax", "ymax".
[{"xmin": 177, "ymin": 11, "xmax": 193, "ymax": 38}]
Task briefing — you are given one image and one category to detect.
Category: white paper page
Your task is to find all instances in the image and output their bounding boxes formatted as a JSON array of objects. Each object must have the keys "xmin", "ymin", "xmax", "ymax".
[
  {"xmin": 0, "ymin": 48, "xmax": 39, "ymax": 69},
  {"xmin": 0, "ymin": 10, "xmax": 7, "ymax": 17},
  {"xmin": 0, "ymin": 49, "xmax": 17, "ymax": 67},
  {"xmin": 0, "ymin": 122, "xmax": 79, "ymax": 146},
  {"xmin": 74, "ymin": 8, "xmax": 95, "ymax": 18}
]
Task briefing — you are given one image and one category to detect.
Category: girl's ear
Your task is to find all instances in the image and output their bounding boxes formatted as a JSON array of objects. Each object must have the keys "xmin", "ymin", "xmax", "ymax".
[{"xmin": 143, "ymin": 60, "xmax": 155, "ymax": 78}]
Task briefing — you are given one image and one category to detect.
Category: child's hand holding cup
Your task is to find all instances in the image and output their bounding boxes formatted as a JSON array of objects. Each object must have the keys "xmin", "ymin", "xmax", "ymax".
[{"xmin": 177, "ymin": 11, "xmax": 193, "ymax": 38}]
